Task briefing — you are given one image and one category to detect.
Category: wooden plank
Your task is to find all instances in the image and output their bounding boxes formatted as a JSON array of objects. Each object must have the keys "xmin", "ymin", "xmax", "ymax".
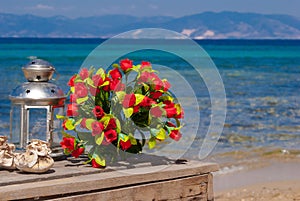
[
  {"xmin": 51, "ymin": 174, "xmax": 209, "ymax": 201},
  {"xmin": 207, "ymin": 173, "xmax": 214, "ymax": 201},
  {"xmin": 0, "ymin": 155, "xmax": 218, "ymax": 187},
  {"xmin": 0, "ymin": 160, "xmax": 106, "ymax": 187},
  {"xmin": 0, "ymin": 157, "xmax": 218, "ymax": 200}
]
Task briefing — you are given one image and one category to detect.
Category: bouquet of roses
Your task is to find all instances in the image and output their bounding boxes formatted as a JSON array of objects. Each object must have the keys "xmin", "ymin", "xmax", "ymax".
[{"xmin": 58, "ymin": 59, "xmax": 184, "ymax": 168}]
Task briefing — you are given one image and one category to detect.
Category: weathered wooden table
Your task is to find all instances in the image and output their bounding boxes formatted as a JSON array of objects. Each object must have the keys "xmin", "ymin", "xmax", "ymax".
[{"xmin": 0, "ymin": 155, "xmax": 218, "ymax": 201}]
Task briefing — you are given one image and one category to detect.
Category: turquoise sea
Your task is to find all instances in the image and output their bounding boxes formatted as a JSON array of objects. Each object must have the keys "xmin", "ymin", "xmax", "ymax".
[{"xmin": 0, "ymin": 38, "xmax": 299, "ymax": 158}]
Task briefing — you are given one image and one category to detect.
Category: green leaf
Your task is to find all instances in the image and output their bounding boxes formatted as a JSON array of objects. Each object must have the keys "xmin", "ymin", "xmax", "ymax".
[
  {"xmin": 74, "ymin": 77, "xmax": 83, "ymax": 83},
  {"xmin": 115, "ymin": 91, "xmax": 126, "ymax": 102},
  {"xmin": 76, "ymin": 96, "xmax": 88, "ymax": 104},
  {"xmin": 96, "ymin": 68, "xmax": 105, "ymax": 78},
  {"xmin": 123, "ymin": 107, "xmax": 133, "ymax": 118},
  {"xmin": 85, "ymin": 119, "xmax": 96, "ymax": 130},
  {"xmin": 70, "ymin": 86, "xmax": 75, "ymax": 93},
  {"xmin": 112, "ymin": 63, "xmax": 120, "ymax": 68},
  {"xmin": 65, "ymin": 119, "xmax": 75, "ymax": 130},
  {"xmin": 175, "ymin": 103, "xmax": 182, "ymax": 113},
  {"xmin": 88, "ymin": 66, "xmax": 95, "ymax": 76},
  {"xmin": 132, "ymin": 65, "xmax": 140, "ymax": 72},
  {"xmin": 115, "ymin": 118, "xmax": 121, "ymax": 133},
  {"xmin": 119, "ymin": 133, "xmax": 129, "ymax": 142},
  {"xmin": 160, "ymin": 95, "xmax": 174, "ymax": 102},
  {"xmin": 142, "ymin": 83, "xmax": 150, "ymax": 92},
  {"xmin": 134, "ymin": 94, "xmax": 145, "ymax": 105},
  {"xmin": 100, "ymin": 115, "xmax": 111, "ymax": 128},
  {"xmin": 175, "ymin": 118, "xmax": 181, "ymax": 127},
  {"xmin": 129, "ymin": 135, "xmax": 137, "ymax": 145},
  {"xmin": 100, "ymin": 81, "xmax": 110, "ymax": 87},
  {"xmin": 93, "ymin": 153, "xmax": 106, "ymax": 167},
  {"xmin": 156, "ymin": 128, "xmax": 166, "ymax": 140},
  {"xmin": 61, "ymin": 130, "xmax": 74, "ymax": 138},
  {"xmin": 56, "ymin": 114, "xmax": 65, "ymax": 119},
  {"xmin": 85, "ymin": 77, "xmax": 94, "ymax": 87},
  {"xmin": 148, "ymin": 137, "xmax": 156, "ymax": 149},
  {"xmin": 95, "ymin": 132, "xmax": 104, "ymax": 145}
]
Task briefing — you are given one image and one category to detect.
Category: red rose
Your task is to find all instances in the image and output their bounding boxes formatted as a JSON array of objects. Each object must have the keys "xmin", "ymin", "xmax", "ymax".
[
  {"xmin": 162, "ymin": 80, "xmax": 171, "ymax": 92},
  {"xmin": 139, "ymin": 96, "xmax": 155, "ymax": 107},
  {"xmin": 112, "ymin": 81, "xmax": 125, "ymax": 92},
  {"xmin": 164, "ymin": 100, "xmax": 173, "ymax": 106},
  {"xmin": 133, "ymin": 105, "xmax": 139, "ymax": 113},
  {"xmin": 92, "ymin": 106, "xmax": 104, "ymax": 119},
  {"xmin": 141, "ymin": 61, "xmax": 151, "ymax": 69},
  {"xmin": 67, "ymin": 104, "xmax": 79, "ymax": 117},
  {"xmin": 79, "ymin": 68, "xmax": 89, "ymax": 80},
  {"xmin": 68, "ymin": 75, "xmax": 76, "ymax": 87},
  {"xmin": 106, "ymin": 118, "xmax": 117, "ymax": 130},
  {"xmin": 104, "ymin": 129, "xmax": 117, "ymax": 143},
  {"xmin": 80, "ymin": 118, "xmax": 87, "ymax": 129},
  {"xmin": 153, "ymin": 77, "xmax": 163, "ymax": 91},
  {"xmin": 91, "ymin": 159, "xmax": 103, "ymax": 168},
  {"xmin": 109, "ymin": 79, "xmax": 121, "ymax": 91},
  {"xmin": 109, "ymin": 68, "xmax": 122, "ymax": 80},
  {"xmin": 138, "ymin": 71, "xmax": 151, "ymax": 83},
  {"xmin": 150, "ymin": 91, "xmax": 162, "ymax": 99},
  {"xmin": 165, "ymin": 106, "xmax": 177, "ymax": 118},
  {"xmin": 150, "ymin": 106, "xmax": 163, "ymax": 118},
  {"xmin": 91, "ymin": 121, "xmax": 104, "ymax": 136},
  {"xmin": 169, "ymin": 130, "xmax": 182, "ymax": 141},
  {"xmin": 120, "ymin": 58, "xmax": 133, "ymax": 72},
  {"xmin": 120, "ymin": 140, "xmax": 132, "ymax": 150},
  {"xmin": 166, "ymin": 121, "xmax": 182, "ymax": 141},
  {"xmin": 92, "ymin": 74, "xmax": 104, "ymax": 87},
  {"xmin": 138, "ymin": 72, "xmax": 162, "ymax": 91},
  {"xmin": 163, "ymin": 101, "xmax": 177, "ymax": 118},
  {"xmin": 70, "ymin": 94, "xmax": 77, "ymax": 103},
  {"xmin": 71, "ymin": 147, "xmax": 85, "ymax": 158},
  {"xmin": 74, "ymin": 82, "xmax": 88, "ymax": 98},
  {"xmin": 60, "ymin": 137, "xmax": 75, "ymax": 151},
  {"xmin": 122, "ymin": 93, "xmax": 136, "ymax": 108}
]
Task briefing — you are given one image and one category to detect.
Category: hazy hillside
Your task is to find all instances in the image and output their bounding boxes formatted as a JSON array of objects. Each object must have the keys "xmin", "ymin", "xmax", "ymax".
[{"xmin": 0, "ymin": 11, "xmax": 300, "ymax": 39}]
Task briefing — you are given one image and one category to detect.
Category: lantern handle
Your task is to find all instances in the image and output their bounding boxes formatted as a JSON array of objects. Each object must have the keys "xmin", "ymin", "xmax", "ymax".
[{"xmin": 51, "ymin": 69, "xmax": 60, "ymax": 81}]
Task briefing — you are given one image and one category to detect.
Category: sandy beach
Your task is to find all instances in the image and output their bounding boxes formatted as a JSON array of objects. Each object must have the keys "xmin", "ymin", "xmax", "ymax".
[
  {"xmin": 215, "ymin": 180, "xmax": 300, "ymax": 201},
  {"xmin": 207, "ymin": 148, "xmax": 300, "ymax": 200}
]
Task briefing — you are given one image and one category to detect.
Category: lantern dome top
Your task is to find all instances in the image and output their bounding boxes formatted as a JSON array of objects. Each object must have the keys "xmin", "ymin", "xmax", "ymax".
[
  {"xmin": 9, "ymin": 82, "xmax": 66, "ymax": 106},
  {"xmin": 22, "ymin": 59, "xmax": 55, "ymax": 82}
]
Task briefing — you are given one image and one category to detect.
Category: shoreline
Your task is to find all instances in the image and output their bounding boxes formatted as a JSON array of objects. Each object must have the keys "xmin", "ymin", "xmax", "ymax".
[{"xmin": 206, "ymin": 148, "xmax": 300, "ymax": 200}]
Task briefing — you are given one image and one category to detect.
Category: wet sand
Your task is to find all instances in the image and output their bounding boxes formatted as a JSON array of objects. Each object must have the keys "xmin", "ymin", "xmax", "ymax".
[
  {"xmin": 215, "ymin": 180, "xmax": 300, "ymax": 201},
  {"xmin": 207, "ymin": 148, "xmax": 300, "ymax": 200}
]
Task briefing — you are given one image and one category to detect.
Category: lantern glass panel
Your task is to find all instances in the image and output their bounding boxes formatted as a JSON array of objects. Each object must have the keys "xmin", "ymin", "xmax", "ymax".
[
  {"xmin": 28, "ymin": 107, "xmax": 47, "ymax": 142},
  {"xmin": 10, "ymin": 104, "xmax": 21, "ymax": 145},
  {"xmin": 52, "ymin": 107, "xmax": 64, "ymax": 147}
]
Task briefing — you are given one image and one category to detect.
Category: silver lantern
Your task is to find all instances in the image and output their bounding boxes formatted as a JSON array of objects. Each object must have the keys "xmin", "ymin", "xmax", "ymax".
[{"xmin": 9, "ymin": 58, "xmax": 66, "ymax": 156}]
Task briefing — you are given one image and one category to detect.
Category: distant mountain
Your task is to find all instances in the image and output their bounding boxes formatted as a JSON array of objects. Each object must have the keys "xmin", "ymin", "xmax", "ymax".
[
  {"xmin": 0, "ymin": 11, "xmax": 300, "ymax": 39},
  {"xmin": 164, "ymin": 12, "xmax": 300, "ymax": 39}
]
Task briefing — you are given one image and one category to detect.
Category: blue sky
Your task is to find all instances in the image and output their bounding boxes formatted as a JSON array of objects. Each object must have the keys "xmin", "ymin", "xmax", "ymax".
[{"xmin": 1, "ymin": 0, "xmax": 300, "ymax": 18}]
